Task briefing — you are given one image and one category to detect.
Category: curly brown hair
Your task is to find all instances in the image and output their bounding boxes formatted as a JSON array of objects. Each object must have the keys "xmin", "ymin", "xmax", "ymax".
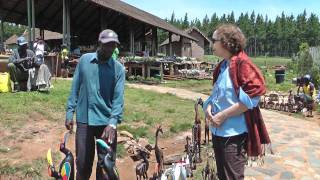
[{"xmin": 213, "ymin": 24, "xmax": 247, "ymax": 55}]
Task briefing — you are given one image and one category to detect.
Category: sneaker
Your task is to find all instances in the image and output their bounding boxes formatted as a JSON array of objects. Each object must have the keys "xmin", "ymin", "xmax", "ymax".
[{"xmin": 38, "ymin": 84, "xmax": 49, "ymax": 92}]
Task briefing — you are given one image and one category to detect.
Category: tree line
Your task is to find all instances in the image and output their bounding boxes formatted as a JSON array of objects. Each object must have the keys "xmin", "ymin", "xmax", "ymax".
[
  {"xmin": 164, "ymin": 10, "xmax": 320, "ymax": 57},
  {"xmin": 0, "ymin": 22, "xmax": 26, "ymax": 42}
]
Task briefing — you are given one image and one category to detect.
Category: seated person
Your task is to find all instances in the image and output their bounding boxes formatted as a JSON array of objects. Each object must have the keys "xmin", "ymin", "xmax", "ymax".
[
  {"xmin": 8, "ymin": 36, "xmax": 35, "ymax": 92},
  {"xmin": 34, "ymin": 38, "xmax": 49, "ymax": 60},
  {"xmin": 298, "ymin": 74, "xmax": 316, "ymax": 117},
  {"xmin": 61, "ymin": 44, "xmax": 69, "ymax": 68},
  {"xmin": 8, "ymin": 36, "xmax": 51, "ymax": 92}
]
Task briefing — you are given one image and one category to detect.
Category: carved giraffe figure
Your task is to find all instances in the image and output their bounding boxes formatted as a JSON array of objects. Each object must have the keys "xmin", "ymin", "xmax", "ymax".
[
  {"xmin": 185, "ymin": 136, "xmax": 195, "ymax": 170},
  {"xmin": 154, "ymin": 125, "xmax": 164, "ymax": 176},
  {"xmin": 193, "ymin": 98, "xmax": 202, "ymax": 163},
  {"xmin": 203, "ymin": 98, "xmax": 210, "ymax": 144}
]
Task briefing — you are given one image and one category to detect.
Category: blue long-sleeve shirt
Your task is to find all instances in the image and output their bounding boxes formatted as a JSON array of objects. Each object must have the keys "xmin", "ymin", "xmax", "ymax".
[
  {"xmin": 204, "ymin": 60, "xmax": 260, "ymax": 137},
  {"xmin": 66, "ymin": 52, "xmax": 125, "ymax": 126}
]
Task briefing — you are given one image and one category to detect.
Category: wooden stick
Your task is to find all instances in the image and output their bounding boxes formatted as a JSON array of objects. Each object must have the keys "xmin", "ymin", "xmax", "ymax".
[{"xmin": 55, "ymin": 53, "xmax": 59, "ymax": 82}]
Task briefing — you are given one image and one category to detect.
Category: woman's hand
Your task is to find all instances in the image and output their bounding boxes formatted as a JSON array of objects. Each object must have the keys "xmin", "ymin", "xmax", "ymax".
[
  {"xmin": 210, "ymin": 112, "xmax": 227, "ymax": 127},
  {"xmin": 206, "ymin": 104, "xmax": 214, "ymax": 121}
]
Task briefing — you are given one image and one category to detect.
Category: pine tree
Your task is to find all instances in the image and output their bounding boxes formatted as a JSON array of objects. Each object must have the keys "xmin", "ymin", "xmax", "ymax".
[
  {"xmin": 182, "ymin": 13, "xmax": 189, "ymax": 29},
  {"xmin": 164, "ymin": 10, "xmax": 320, "ymax": 57}
]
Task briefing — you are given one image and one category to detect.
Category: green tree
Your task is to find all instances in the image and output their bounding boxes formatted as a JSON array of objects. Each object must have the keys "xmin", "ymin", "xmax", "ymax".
[
  {"xmin": 182, "ymin": 13, "xmax": 190, "ymax": 29},
  {"xmin": 164, "ymin": 10, "xmax": 320, "ymax": 57},
  {"xmin": 2, "ymin": 22, "xmax": 26, "ymax": 40},
  {"xmin": 201, "ymin": 14, "xmax": 210, "ymax": 35},
  {"xmin": 297, "ymin": 43, "xmax": 313, "ymax": 75},
  {"xmin": 307, "ymin": 13, "xmax": 320, "ymax": 46},
  {"xmin": 208, "ymin": 13, "xmax": 219, "ymax": 37},
  {"xmin": 227, "ymin": 11, "xmax": 235, "ymax": 23},
  {"xmin": 170, "ymin": 11, "xmax": 175, "ymax": 24}
]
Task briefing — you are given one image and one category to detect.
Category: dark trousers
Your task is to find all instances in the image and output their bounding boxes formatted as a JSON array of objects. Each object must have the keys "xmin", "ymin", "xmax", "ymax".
[
  {"xmin": 212, "ymin": 133, "xmax": 247, "ymax": 180},
  {"xmin": 76, "ymin": 123, "xmax": 117, "ymax": 180},
  {"xmin": 7, "ymin": 63, "xmax": 28, "ymax": 83}
]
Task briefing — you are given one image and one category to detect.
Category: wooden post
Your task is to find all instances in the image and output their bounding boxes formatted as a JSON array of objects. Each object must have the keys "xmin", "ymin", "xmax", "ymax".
[
  {"xmin": 27, "ymin": 0, "xmax": 32, "ymax": 48},
  {"xmin": 40, "ymin": 29, "xmax": 44, "ymax": 40},
  {"xmin": 160, "ymin": 62, "xmax": 163, "ymax": 81},
  {"xmin": 141, "ymin": 25, "xmax": 146, "ymax": 51},
  {"xmin": 169, "ymin": 63, "xmax": 174, "ymax": 76},
  {"xmin": 62, "ymin": 0, "xmax": 71, "ymax": 49},
  {"xmin": 152, "ymin": 27, "xmax": 157, "ymax": 56},
  {"xmin": 169, "ymin": 32, "xmax": 172, "ymax": 56},
  {"xmin": 142, "ymin": 64, "xmax": 145, "ymax": 78},
  {"xmin": 66, "ymin": 0, "xmax": 71, "ymax": 50},
  {"xmin": 31, "ymin": 0, "xmax": 35, "ymax": 45},
  {"xmin": 180, "ymin": 36, "xmax": 184, "ymax": 57},
  {"xmin": 100, "ymin": 8, "xmax": 108, "ymax": 30},
  {"xmin": 128, "ymin": 65, "xmax": 132, "ymax": 76},
  {"xmin": 62, "ymin": 0, "xmax": 66, "ymax": 46},
  {"xmin": 129, "ymin": 22, "xmax": 135, "ymax": 55},
  {"xmin": 0, "ymin": 17, "xmax": 3, "ymax": 48},
  {"xmin": 147, "ymin": 65, "xmax": 150, "ymax": 78}
]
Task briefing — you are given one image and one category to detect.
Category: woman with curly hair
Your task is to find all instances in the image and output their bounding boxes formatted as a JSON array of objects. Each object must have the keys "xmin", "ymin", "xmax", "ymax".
[{"xmin": 204, "ymin": 24, "xmax": 271, "ymax": 180}]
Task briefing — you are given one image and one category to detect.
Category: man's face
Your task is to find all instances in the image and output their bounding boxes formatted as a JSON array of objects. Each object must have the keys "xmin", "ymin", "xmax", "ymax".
[
  {"xmin": 18, "ymin": 44, "xmax": 28, "ymax": 52},
  {"xmin": 99, "ymin": 42, "xmax": 117, "ymax": 59}
]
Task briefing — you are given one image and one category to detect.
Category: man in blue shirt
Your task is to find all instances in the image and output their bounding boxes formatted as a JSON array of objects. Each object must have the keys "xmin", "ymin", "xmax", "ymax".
[{"xmin": 65, "ymin": 29, "xmax": 125, "ymax": 179}]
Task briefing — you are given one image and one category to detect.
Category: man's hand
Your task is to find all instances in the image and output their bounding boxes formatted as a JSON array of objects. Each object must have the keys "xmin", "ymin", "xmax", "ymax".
[
  {"xmin": 16, "ymin": 57, "xmax": 32, "ymax": 64},
  {"xmin": 101, "ymin": 125, "xmax": 117, "ymax": 144},
  {"xmin": 65, "ymin": 119, "xmax": 74, "ymax": 132}
]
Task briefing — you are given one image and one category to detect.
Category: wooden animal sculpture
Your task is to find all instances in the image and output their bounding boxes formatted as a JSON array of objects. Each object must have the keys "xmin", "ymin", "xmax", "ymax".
[
  {"xmin": 47, "ymin": 131, "xmax": 75, "ymax": 180},
  {"xmin": 136, "ymin": 149, "xmax": 150, "ymax": 180},
  {"xmin": 202, "ymin": 152, "xmax": 219, "ymax": 180},
  {"xmin": 185, "ymin": 136, "xmax": 195, "ymax": 170},
  {"xmin": 202, "ymin": 159, "xmax": 211, "ymax": 180},
  {"xmin": 193, "ymin": 98, "xmax": 202, "ymax": 163},
  {"xmin": 204, "ymin": 116, "xmax": 210, "ymax": 144},
  {"xmin": 96, "ymin": 139, "xmax": 120, "ymax": 180},
  {"xmin": 155, "ymin": 125, "xmax": 164, "ymax": 176}
]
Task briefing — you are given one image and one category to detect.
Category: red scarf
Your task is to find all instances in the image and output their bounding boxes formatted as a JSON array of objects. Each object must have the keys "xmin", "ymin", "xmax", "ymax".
[{"xmin": 212, "ymin": 51, "xmax": 271, "ymax": 157}]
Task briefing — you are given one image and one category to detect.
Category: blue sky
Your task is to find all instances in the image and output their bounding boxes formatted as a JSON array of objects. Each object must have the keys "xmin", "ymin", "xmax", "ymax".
[{"xmin": 122, "ymin": 0, "xmax": 320, "ymax": 21}]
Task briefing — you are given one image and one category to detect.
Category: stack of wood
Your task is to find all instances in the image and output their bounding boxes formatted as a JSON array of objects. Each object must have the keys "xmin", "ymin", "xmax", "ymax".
[{"xmin": 117, "ymin": 131, "xmax": 153, "ymax": 161}]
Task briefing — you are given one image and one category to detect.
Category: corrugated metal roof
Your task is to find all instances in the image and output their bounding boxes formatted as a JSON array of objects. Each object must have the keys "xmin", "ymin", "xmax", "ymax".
[{"xmin": 0, "ymin": 0, "xmax": 197, "ymax": 45}]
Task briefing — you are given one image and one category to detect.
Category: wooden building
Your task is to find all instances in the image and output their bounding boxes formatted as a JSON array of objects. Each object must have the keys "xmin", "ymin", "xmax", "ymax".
[
  {"xmin": 159, "ymin": 27, "xmax": 212, "ymax": 59},
  {"xmin": 0, "ymin": 0, "xmax": 197, "ymax": 55}
]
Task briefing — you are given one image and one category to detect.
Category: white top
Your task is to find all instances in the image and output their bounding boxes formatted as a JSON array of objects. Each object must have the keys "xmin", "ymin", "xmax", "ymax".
[{"xmin": 34, "ymin": 42, "xmax": 45, "ymax": 56}]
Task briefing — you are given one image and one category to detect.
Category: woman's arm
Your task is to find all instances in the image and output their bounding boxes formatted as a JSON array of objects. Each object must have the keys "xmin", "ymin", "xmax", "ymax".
[{"xmin": 208, "ymin": 102, "xmax": 248, "ymax": 127}]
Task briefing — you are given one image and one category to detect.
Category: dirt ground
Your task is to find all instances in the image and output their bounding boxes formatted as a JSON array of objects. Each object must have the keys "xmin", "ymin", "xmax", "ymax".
[
  {"xmin": 0, "ymin": 111, "xmax": 206, "ymax": 180},
  {"xmin": 1, "ymin": 83, "xmax": 320, "ymax": 179}
]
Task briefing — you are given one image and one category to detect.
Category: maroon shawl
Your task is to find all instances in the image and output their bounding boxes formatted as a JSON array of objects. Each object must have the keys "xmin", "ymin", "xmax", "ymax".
[{"xmin": 212, "ymin": 51, "xmax": 271, "ymax": 157}]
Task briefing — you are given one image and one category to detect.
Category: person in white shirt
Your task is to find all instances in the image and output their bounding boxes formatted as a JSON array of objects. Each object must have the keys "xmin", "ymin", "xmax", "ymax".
[{"xmin": 32, "ymin": 38, "xmax": 51, "ymax": 91}]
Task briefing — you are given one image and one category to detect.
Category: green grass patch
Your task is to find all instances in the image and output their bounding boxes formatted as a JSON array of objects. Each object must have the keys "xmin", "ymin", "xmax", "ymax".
[
  {"xmin": 124, "ymin": 87, "xmax": 196, "ymax": 131},
  {"xmin": 0, "ymin": 80, "xmax": 71, "ymax": 128},
  {"xmin": 202, "ymin": 55, "xmax": 220, "ymax": 63},
  {"xmin": 116, "ymin": 144, "xmax": 127, "ymax": 158},
  {"xmin": 118, "ymin": 124, "xmax": 149, "ymax": 139},
  {"xmin": 169, "ymin": 122, "xmax": 193, "ymax": 133},
  {"xmin": 162, "ymin": 56, "xmax": 294, "ymax": 93},
  {"xmin": 203, "ymin": 55, "xmax": 291, "ymax": 69},
  {"xmin": 0, "ymin": 158, "xmax": 45, "ymax": 178},
  {"xmin": 161, "ymin": 79, "xmax": 212, "ymax": 95},
  {"xmin": 264, "ymin": 69, "xmax": 296, "ymax": 92}
]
